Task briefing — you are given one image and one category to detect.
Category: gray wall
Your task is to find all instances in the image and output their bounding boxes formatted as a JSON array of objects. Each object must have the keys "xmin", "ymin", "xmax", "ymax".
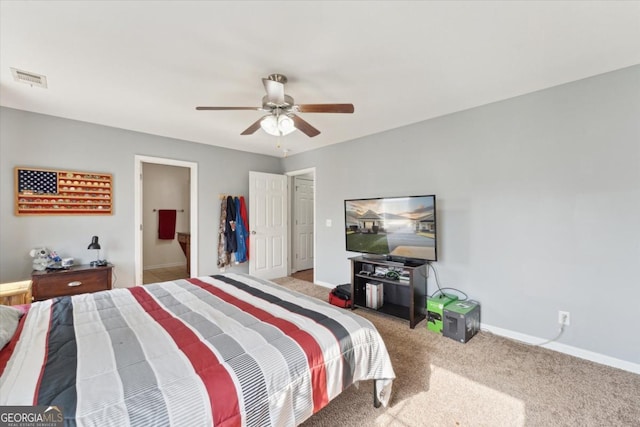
[
  {"xmin": 283, "ymin": 65, "xmax": 640, "ymax": 367},
  {"xmin": 0, "ymin": 107, "xmax": 281, "ymax": 284}
]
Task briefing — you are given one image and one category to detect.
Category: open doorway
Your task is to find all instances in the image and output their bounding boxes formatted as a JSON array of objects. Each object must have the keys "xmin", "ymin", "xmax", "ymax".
[
  {"xmin": 287, "ymin": 168, "xmax": 315, "ymax": 283},
  {"xmin": 134, "ymin": 155, "xmax": 198, "ymax": 286}
]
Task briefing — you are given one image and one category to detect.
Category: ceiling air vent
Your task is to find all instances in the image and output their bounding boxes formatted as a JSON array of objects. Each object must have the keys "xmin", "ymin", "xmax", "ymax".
[{"xmin": 11, "ymin": 67, "xmax": 48, "ymax": 88}]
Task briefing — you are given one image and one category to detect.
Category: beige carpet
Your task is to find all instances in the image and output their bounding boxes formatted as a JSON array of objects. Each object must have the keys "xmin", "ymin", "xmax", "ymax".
[{"xmin": 272, "ymin": 276, "xmax": 640, "ymax": 427}]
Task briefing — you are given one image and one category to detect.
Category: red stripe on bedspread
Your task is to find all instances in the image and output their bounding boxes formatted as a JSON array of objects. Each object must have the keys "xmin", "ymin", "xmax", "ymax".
[
  {"xmin": 128, "ymin": 286, "xmax": 241, "ymax": 427},
  {"xmin": 189, "ymin": 277, "xmax": 330, "ymax": 413},
  {"xmin": 0, "ymin": 305, "xmax": 32, "ymax": 377}
]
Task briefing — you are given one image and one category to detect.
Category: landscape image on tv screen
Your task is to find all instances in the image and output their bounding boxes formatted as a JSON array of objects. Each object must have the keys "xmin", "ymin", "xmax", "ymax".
[{"xmin": 344, "ymin": 195, "xmax": 437, "ymax": 261}]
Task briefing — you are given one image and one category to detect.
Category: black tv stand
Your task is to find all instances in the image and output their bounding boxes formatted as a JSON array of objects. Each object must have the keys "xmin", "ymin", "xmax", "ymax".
[{"xmin": 350, "ymin": 256, "xmax": 427, "ymax": 328}]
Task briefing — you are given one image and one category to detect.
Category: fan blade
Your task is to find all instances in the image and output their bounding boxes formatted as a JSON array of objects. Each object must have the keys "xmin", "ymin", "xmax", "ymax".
[
  {"xmin": 262, "ymin": 78, "xmax": 285, "ymax": 105},
  {"xmin": 240, "ymin": 118, "xmax": 263, "ymax": 135},
  {"xmin": 291, "ymin": 114, "xmax": 321, "ymax": 137},
  {"xmin": 296, "ymin": 103, "xmax": 354, "ymax": 113},
  {"xmin": 196, "ymin": 106, "xmax": 261, "ymax": 111}
]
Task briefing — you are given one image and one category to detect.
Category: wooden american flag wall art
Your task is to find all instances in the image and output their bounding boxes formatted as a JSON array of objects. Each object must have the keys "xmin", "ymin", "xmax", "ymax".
[{"xmin": 15, "ymin": 167, "xmax": 113, "ymax": 216}]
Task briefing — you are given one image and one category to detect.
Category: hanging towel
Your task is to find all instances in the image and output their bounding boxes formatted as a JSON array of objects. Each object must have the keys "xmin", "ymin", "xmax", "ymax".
[{"xmin": 158, "ymin": 209, "xmax": 177, "ymax": 240}]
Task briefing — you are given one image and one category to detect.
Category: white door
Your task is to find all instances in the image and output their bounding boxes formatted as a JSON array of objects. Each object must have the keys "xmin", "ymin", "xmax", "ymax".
[
  {"xmin": 249, "ymin": 171, "xmax": 288, "ymax": 279},
  {"xmin": 293, "ymin": 176, "xmax": 314, "ymax": 271}
]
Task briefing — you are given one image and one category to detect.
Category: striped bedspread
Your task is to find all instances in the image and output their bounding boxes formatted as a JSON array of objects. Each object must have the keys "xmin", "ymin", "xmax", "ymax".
[{"xmin": 0, "ymin": 273, "xmax": 395, "ymax": 426}]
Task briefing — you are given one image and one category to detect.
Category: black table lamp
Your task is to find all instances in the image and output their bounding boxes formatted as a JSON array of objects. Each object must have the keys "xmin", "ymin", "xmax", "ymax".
[
  {"xmin": 87, "ymin": 236, "xmax": 101, "ymax": 250},
  {"xmin": 88, "ymin": 236, "xmax": 104, "ymax": 266}
]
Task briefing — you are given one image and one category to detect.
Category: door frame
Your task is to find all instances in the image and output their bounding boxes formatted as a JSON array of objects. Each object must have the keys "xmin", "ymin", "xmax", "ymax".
[
  {"xmin": 134, "ymin": 155, "xmax": 198, "ymax": 286},
  {"xmin": 286, "ymin": 167, "xmax": 316, "ymax": 280}
]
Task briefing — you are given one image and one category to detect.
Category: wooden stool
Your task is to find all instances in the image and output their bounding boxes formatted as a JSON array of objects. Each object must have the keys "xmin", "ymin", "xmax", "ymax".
[{"xmin": 0, "ymin": 280, "xmax": 32, "ymax": 306}]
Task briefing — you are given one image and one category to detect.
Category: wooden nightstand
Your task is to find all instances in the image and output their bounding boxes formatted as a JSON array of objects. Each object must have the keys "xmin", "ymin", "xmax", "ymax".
[
  {"xmin": 0, "ymin": 280, "xmax": 32, "ymax": 306},
  {"xmin": 31, "ymin": 264, "xmax": 113, "ymax": 301}
]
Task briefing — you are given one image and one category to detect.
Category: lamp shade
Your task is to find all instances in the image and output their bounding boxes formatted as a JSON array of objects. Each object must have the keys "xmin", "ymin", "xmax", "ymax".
[
  {"xmin": 87, "ymin": 236, "xmax": 101, "ymax": 250},
  {"xmin": 260, "ymin": 114, "xmax": 296, "ymax": 136},
  {"xmin": 260, "ymin": 115, "xmax": 278, "ymax": 135},
  {"xmin": 277, "ymin": 115, "xmax": 295, "ymax": 135}
]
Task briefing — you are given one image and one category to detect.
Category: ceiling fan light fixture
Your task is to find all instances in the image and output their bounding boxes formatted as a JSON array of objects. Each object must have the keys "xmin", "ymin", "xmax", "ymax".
[
  {"xmin": 260, "ymin": 114, "xmax": 296, "ymax": 136},
  {"xmin": 260, "ymin": 115, "xmax": 278, "ymax": 135},
  {"xmin": 278, "ymin": 115, "xmax": 295, "ymax": 135}
]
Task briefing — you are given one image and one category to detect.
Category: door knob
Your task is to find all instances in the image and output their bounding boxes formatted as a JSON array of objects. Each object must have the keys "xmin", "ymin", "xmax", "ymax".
[{"xmin": 251, "ymin": 230, "xmax": 256, "ymax": 235}]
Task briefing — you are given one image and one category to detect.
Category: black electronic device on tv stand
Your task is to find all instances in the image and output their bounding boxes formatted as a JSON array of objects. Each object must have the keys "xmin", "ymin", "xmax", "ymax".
[
  {"xmin": 362, "ymin": 254, "xmax": 426, "ymax": 267},
  {"xmin": 385, "ymin": 255, "xmax": 426, "ymax": 267}
]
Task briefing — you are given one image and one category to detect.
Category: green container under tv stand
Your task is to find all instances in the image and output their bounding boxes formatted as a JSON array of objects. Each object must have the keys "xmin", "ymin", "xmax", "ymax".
[{"xmin": 350, "ymin": 256, "xmax": 427, "ymax": 329}]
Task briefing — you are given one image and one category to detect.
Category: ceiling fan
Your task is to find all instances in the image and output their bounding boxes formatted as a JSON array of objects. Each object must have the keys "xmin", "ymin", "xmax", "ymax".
[{"xmin": 196, "ymin": 74, "xmax": 354, "ymax": 138}]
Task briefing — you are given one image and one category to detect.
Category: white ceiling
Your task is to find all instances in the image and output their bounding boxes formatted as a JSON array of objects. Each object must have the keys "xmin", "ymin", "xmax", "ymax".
[{"xmin": 1, "ymin": 1, "xmax": 639, "ymax": 158}]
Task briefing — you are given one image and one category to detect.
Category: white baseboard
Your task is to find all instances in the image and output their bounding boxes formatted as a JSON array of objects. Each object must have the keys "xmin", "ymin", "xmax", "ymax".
[
  {"xmin": 314, "ymin": 280, "xmax": 334, "ymax": 289},
  {"xmin": 481, "ymin": 324, "xmax": 640, "ymax": 375}
]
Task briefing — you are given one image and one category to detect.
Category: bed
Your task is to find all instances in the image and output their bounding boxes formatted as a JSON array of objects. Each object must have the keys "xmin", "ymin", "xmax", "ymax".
[{"xmin": 0, "ymin": 273, "xmax": 395, "ymax": 426}]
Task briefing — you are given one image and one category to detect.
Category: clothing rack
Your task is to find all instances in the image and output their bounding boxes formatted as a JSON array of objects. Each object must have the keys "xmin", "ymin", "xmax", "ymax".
[{"xmin": 153, "ymin": 209, "xmax": 184, "ymax": 212}]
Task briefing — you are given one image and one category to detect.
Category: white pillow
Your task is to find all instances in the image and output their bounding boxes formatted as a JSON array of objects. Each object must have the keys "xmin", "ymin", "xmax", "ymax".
[{"xmin": 0, "ymin": 305, "xmax": 23, "ymax": 350}]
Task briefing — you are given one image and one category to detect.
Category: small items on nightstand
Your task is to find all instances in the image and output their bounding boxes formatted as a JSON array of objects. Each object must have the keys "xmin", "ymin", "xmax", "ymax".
[{"xmin": 29, "ymin": 248, "xmax": 53, "ymax": 271}]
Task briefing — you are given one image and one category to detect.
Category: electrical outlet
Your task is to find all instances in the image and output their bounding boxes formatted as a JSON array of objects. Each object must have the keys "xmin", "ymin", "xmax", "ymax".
[{"xmin": 558, "ymin": 311, "xmax": 570, "ymax": 326}]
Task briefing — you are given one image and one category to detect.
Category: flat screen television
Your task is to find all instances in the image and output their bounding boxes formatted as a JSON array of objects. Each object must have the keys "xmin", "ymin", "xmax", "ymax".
[{"xmin": 344, "ymin": 194, "xmax": 437, "ymax": 263}]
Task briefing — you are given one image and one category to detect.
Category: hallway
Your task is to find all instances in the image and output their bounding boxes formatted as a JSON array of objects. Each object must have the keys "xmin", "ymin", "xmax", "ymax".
[
  {"xmin": 291, "ymin": 269, "xmax": 313, "ymax": 283},
  {"xmin": 143, "ymin": 265, "xmax": 189, "ymax": 284}
]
